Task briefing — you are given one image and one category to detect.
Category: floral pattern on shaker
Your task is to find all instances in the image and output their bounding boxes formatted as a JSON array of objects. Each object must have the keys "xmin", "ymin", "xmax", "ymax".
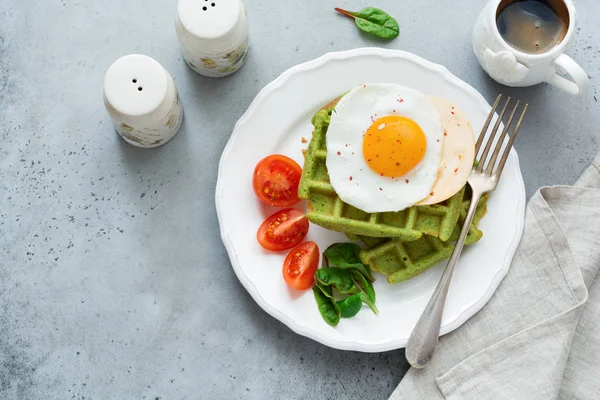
[{"xmin": 192, "ymin": 39, "xmax": 249, "ymax": 76}]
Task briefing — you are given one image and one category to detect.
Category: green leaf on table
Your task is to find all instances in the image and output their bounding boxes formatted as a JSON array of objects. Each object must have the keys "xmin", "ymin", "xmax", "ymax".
[
  {"xmin": 335, "ymin": 7, "xmax": 400, "ymax": 40},
  {"xmin": 324, "ymin": 242, "xmax": 375, "ymax": 282},
  {"xmin": 336, "ymin": 293, "xmax": 363, "ymax": 318},
  {"xmin": 313, "ymin": 286, "xmax": 340, "ymax": 327}
]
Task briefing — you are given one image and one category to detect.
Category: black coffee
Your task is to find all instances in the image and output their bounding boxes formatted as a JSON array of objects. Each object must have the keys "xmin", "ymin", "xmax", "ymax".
[{"xmin": 496, "ymin": 0, "xmax": 568, "ymax": 54}]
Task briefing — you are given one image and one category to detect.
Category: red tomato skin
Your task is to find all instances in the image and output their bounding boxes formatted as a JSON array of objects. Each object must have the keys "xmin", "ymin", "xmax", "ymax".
[
  {"xmin": 252, "ymin": 155, "xmax": 302, "ymax": 207},
  {"xmin": 283, "ymin": 241, "xmax": 320, "ymax": 290},
  {"xmin": 257, "ymin": 209, "xmax": 309, "ymax": 251}
]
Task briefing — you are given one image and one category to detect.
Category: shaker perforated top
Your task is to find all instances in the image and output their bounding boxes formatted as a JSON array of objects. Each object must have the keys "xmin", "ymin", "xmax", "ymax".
[
  {"xmin": 103, "ymin": 54, "xmax": 169, "ymax": 117},
  {"xmin": 178, "ymin": 0, "xmax": 242, "ymax": 40}
]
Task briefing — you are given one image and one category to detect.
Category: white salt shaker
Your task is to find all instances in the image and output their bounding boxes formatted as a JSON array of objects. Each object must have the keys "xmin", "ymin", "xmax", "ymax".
[
  {"xmin": 103, "ymin": 54, "xmax": 183, "ymax": 148},
  {"xmin": 176, "ymin": 0, "xmax": 249, "ymax": 78}
]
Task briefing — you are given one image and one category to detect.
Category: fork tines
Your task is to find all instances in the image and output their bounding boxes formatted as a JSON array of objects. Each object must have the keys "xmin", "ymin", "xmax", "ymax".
[{"xmin": 474, "ymin": 94, "xmax": 528, "ymax": 177}]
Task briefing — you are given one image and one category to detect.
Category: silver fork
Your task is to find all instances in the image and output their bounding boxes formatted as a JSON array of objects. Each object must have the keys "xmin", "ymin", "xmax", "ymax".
[{"xmin": 405, "ymin": 94, "xmax": 528, "ymax": 369}]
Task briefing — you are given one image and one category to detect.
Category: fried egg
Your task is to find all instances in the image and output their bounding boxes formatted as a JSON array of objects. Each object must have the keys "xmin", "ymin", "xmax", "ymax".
[{"xmin": 326, "ymin": 83, "xmax": 444, "ymax": 213}]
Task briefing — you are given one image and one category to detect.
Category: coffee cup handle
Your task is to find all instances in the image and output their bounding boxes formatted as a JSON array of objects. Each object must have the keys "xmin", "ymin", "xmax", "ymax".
[{"xmin": 545, "ymin": 54, "xmax": 589, "ymax": 96}]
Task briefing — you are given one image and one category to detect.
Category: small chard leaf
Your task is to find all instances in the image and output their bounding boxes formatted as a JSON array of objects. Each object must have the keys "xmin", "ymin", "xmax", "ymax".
[
  {"xmin": 352, "ymin": 270, "xmax": 376, "ymax": 304},
  {"xmin": 335, "ymin": 7, "xmax": 399, "ymax": 40},
  {"xmin": 313, "ymin": 286, "xmax": 340, "ymax": 327},
  {"xmin": 360, "ymin": 292, "xmax": 379, "ymax": 315},
  {"xmin": 315, "ymin": 267, "xmax": 360, "ymax": 294},
  {"xmin": 336, "ymin": 293, "xmax": 363, "ymax": 318},
  {"xmin": 324, "ymin": 243, "xmax": 375, "ymax": 282}
]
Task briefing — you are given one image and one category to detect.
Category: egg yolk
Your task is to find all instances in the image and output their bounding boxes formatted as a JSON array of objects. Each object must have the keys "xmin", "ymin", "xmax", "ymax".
[{"xmin": 362, "ymin": 116, "xmax": 427, "ymax": 178}]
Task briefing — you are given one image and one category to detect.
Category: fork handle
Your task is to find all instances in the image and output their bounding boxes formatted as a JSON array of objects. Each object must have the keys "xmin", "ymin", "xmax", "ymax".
[{"xmin": 405, "ymin": 188, "xmax": 483, "ymax": 368}]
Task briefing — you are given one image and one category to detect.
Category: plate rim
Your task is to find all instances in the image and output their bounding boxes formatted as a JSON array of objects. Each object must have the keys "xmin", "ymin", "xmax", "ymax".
[{"xmin": 216, "ymin": 47, "xmax": 526, "ymax": 352}]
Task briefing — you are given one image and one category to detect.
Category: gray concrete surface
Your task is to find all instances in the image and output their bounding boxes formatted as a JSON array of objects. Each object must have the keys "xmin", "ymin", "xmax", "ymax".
[{"xmin": 1, "ymin": 0, "xmax": 599, "ymax": 398}]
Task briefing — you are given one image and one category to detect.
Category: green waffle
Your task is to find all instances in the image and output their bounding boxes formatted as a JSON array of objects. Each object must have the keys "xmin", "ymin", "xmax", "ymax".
[
  {"xmin": 356, "ymin": 192, "xmax": 489, "ymax": 284},
  {"xmin": 298, "ymin": 105, "xmax": 465, "ymax": 242}
]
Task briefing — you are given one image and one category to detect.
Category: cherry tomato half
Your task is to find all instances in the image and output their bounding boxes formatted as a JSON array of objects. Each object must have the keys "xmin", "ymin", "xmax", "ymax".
[
  {"xmin": 253, "ymin": 154, "xmax": 302, "ymax": 207},
  {"xmin": 257, "ymin": 208, "xmax": 309, "ymax": 251},
  {"xmin": 283, "ymin": 241, "xmax": 320, "ymax": 290}
]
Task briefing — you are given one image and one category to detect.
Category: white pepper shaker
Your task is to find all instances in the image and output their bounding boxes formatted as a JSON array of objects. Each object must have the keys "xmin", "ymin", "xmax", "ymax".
[
  {"xmin": 103, "ymin": 54, "xmax": 183, "ymax": 148},
  {"xmin": 176, "ymin": 0, "xmax": 249, "ymax": 78}
]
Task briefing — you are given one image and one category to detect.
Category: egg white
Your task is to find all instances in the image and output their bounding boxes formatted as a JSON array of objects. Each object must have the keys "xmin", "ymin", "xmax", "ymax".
[{"xmin": 326, "ymin": 83, "xmax": 443, "ymax": 213}]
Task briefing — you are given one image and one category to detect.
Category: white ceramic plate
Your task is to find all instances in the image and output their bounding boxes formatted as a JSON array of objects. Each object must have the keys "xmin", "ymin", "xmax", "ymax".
[{"xmin": 216, "ymin": 48, "xmax": 525, "ymax": 352}]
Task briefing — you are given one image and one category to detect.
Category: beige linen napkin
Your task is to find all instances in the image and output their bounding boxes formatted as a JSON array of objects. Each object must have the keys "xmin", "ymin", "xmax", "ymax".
[{"xmin": 391, "ymin": 154, "xmax": 600, "ymax": 400}]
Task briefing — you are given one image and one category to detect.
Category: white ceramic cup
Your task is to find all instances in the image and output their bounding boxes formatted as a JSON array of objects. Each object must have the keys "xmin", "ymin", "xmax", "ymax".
[
  {"xmin": 103, "ymin": 54, "xmax": 183, "ymax": 148},
  {"xmin": 176, "ymin": 0, "xmax": 249, "ymax": 78},
  {"xmin": 473, "ymin": 0, "xmax": 589, "ymax": 95}
]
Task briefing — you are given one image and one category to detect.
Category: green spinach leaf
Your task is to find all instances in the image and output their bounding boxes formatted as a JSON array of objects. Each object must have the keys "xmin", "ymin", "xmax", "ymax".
[
  {"xmin": 313, "ymin": 286, "xmax": 340, "ymax": 327},
  {"xmin": 315, "ymin": 279, "xmax": 333, "ymax": 299},
  {"xmin": 322, "ymin": 252, "xmax": 329, "ymax": 268},
  {"xmin": 360, "ymin": 292, "xmax": 379, "ymax": 315},
  {"xmin": 335, "ymin": 7, "xmax": 400, "ymax": 40},
  {"xmin": 313, "ymin": 242, "xmax": 379, "ymax": 326},
  {"xmin": 324, "ymin": 243, "xmax": 375, "ymax": 282},
  {"xmin": 315, "ymin": 267, "xmax": 360, "ymax": 294},
  {"xmin": 352, "ymin": 270, "xmax": 376, "ymax": 304},
  {"xmin": 336, "ymin": 293, "xmax": 363, "ymax": 318}
]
